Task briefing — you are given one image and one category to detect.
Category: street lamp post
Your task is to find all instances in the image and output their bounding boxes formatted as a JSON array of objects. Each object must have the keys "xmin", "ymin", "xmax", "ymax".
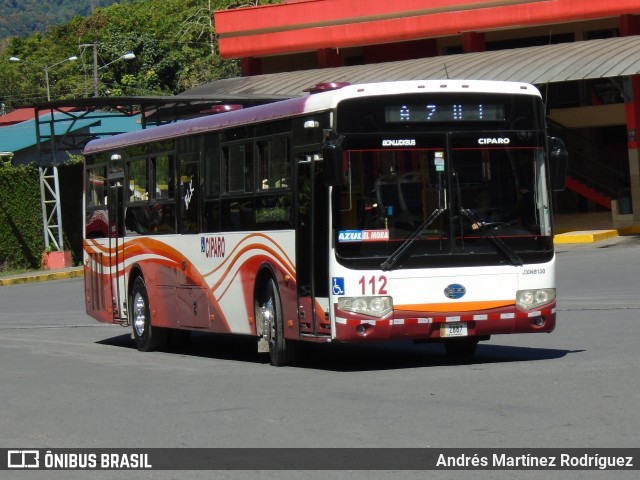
[
  {"xmin": 93, "ymin": 52, "xmax": 136, "ymax": 97},
  {"xmin": 8, "ymin": 54, "xmax": 78, "ymax": 254},
  {"xmin": 9, "ymin": 55, "xmax": 78, "ymax": 101}
]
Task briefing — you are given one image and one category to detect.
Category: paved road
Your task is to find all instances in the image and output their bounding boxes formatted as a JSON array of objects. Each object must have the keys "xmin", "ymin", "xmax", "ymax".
[{"xmin": 1, "ymin": 237, "xmax": 639, "ymax": 479}]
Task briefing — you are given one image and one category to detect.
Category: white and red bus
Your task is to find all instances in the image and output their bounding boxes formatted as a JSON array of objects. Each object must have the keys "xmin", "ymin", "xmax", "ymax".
[{"xmin": 83, "ymin": 80, "xmax": 567, "ymax": 365}]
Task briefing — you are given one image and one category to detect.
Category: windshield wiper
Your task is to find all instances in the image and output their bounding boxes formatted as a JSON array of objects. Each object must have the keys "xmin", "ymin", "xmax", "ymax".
[
  {"xmin": 381, "ymin": 207, "xmax": 445, "ymax": 271},
  {"xmin": 459, "ymin": 208, "xmax": 524, "ymax": 267},
  {"xmin": 451, "ymin": 167, "xmax": 523, "ymax": 267}
]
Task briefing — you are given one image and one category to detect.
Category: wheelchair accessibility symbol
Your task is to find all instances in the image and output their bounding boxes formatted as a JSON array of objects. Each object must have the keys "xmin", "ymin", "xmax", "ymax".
[{"xmin": 332, "ymin": 277, "xmax": 345, "ymax": 295}]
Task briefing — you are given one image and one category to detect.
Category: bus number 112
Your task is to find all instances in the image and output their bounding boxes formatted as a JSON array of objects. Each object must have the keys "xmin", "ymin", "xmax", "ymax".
[{"xmin": 359, "ymin": 275, "xmax": 388, "ymax": 295}]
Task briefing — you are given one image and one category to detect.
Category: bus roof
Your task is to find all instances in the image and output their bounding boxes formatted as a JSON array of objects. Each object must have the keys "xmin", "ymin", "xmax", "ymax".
[{"xmin": 83, "ymin": 80, "xmax": 540, "ymax": 155}]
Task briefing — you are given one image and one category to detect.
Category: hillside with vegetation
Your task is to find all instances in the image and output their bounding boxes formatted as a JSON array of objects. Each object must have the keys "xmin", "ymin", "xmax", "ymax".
[
  {"xmin": 0, "ymin": 0, "xmax": 280, "ymax": 270},
  {"xmin": 0, "ymin": 0, "xmax": 280, "ymax": 107},
  {"xmin": 0, "ymin": 0, "xmax": 122, "ymax": 39}
]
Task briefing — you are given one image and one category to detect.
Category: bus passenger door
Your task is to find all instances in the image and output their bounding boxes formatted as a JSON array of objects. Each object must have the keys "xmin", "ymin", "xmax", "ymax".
[
  {"xmin": 295, "ymin": 152, "xmax": 330, "ymax": 338},
  {"xmin": 107, "ymin": 176, "xmax": 125, "ymax": 322}
]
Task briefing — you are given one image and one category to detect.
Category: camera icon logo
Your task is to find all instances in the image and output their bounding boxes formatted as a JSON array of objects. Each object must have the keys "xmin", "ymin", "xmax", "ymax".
[{"xmin": 7, "ymin": 450, "xmax": 40, "ymax": 469}]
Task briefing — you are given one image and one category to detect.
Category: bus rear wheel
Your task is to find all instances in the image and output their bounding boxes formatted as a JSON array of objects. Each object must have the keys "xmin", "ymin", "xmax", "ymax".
[
  {"xmin": 256, "ymin": 277, "xmax": 297, "ymax": 366},
  {"xmin": 131, "ymin": 277, "xmax": 167, "ymax": 352}
]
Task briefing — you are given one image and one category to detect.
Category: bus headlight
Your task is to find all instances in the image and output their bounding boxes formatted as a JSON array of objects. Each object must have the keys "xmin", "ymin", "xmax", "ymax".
[
  {"xmin": 338, "ymin": 296, "xmax": 393, "ymax": 318},
  {"xmin": 516, "ymin": 289, "xmax": 555, "ymax": 310}
]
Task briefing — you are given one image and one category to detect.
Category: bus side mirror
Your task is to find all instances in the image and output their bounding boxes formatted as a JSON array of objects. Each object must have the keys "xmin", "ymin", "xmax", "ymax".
[
  {"xmin": 322, "ymin": 131, "xmax": 345, "ymax": 186},
  {"xmin": 549, "ymin": 136, "xmax": 568, "ymax": 191}
]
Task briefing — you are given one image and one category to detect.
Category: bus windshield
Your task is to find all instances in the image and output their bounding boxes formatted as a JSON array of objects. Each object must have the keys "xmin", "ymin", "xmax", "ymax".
[{"xmin": 333, "ymin": 132, "xmax": 553, "ymax": 269}]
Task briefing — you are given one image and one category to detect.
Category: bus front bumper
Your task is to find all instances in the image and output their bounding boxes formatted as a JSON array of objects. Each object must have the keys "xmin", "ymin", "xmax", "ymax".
[{"xmin": 332, "ymin": 303, "xmax": 556, "ymax": 342}]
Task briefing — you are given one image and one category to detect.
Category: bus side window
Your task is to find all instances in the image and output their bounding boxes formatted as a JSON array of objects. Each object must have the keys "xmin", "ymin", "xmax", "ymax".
[
  {"xmin": 85, "ymin": 166, "xmax": 109, "ymax": 238},
  {"xmin": 127, "ymin": 158, "xmax": 148, "ymax": 202},
  {"xmin": 257, "ymin": 137, "xmax": 290, "ymax": 190},
  {"xmin": 86, "ymin": 166, "xmax": 107, "ymax": 207},
  {"xmin": 204, "ymin": 200, "xmax": 221, "ymax": 232},
  {"xmin": 149, "ymin": 204, "xmax": 175, "ymax": 234},
  {"xmin": 154, "ymin": 155, "xmax": 174, "ymax": 200},
  {"xmin": 221, "ymin": 198, "xmax": 254, "ymax": 231},
  {"xmin": 223, "ymin": 142, "xmax": 253, "ymax": 193},
  {"xmin": 125, "ymin": 205, "xmax": 150, "ymax": 235},
  {"xmin": 204, "ymin": 135, "xmax": 220, "ymax": 199},
  {"xmin": 124, "ymin": 158, "xmax": 150, "ymax": 236}
]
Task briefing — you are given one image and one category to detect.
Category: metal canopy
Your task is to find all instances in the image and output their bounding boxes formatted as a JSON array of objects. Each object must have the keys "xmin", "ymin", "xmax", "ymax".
[
  {"xmin": 26, "ymin": 95, "xmax": 285, "ymax": 252},
  {"xmin": 183, "ymin": 36, "xmax": 640, "ymax": 98}
]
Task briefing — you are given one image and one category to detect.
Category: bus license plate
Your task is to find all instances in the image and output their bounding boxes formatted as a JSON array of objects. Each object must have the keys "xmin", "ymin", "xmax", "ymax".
[{"xmin": 440, "ymin": 322, "xmax": 468, "ymax": 338}]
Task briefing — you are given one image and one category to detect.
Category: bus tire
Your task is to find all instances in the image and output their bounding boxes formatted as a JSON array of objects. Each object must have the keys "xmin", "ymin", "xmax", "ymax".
[
  {"xmin": 131, "ymin": 277, "xmax": 167, "ymax": 352},
  {"xmin": 444, "ymin": 338, "xmax": 479, "ymax": 358},
  {"xmin": 256, "ymin": 277, "xmax": 297, "ymax": 366}
]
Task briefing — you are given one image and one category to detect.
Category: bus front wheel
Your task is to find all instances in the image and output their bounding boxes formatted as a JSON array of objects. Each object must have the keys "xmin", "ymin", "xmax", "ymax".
[
  {"xmin": 256, "ymin": 277, "xmax": 297, "ymax": 366},
  {"xmin": 131, "ymin": 277, "xmax": 167, "ymax": 352}
]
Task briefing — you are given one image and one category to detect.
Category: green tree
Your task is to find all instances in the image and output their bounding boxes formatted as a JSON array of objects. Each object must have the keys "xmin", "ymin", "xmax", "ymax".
[{"xmin": 1, "ymin": 0, "xmax": 282, "ymax": 106}]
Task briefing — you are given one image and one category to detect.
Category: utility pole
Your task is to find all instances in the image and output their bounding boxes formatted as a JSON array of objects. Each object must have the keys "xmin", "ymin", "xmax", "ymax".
[
  {"xmin": 93, "ymin": 42, "xmax": 99, "ymax": 96},
  {"xmin": 80, "ymin": 42, "xmax": 100, "ymax": 96}
]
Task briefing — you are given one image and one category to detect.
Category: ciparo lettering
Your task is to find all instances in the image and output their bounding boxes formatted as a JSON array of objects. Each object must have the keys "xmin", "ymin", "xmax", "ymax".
[
  {"xmin": 204, "ymin": 236, "xmax": 225, "ymax": 258},
  {"xmin": 478, "ymin": 137, "xmax": 510, "ymax": 145}
]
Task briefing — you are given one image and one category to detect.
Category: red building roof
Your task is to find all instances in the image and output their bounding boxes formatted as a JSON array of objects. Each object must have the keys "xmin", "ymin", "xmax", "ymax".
[
  {"xmin": 215, "ymin": 0, "xmax": 640, "ymax": 58},
  {"xmin": 0, "ymin": 107, "xmax": 74, "ymax": 127},
  {"xmin": 0, "ymin": 108, "xmax": 38, "ymax": 127}
]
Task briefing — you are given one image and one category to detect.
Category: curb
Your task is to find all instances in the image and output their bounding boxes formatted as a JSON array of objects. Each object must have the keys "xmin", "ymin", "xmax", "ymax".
[
  {"xmin": 0, "ymin": 267, "xmax": 83, "ymax": 286},
  {"xmin": 553, "ymin": 229, "xmax": 619, "ymax": 244}
]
